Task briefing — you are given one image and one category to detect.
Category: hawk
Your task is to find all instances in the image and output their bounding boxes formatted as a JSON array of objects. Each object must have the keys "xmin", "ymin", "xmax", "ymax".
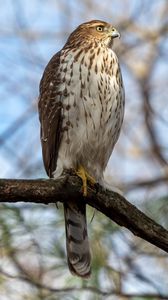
[{"xmin": 38, "ymin": 20, "xmax": 125, "ymax": 278}]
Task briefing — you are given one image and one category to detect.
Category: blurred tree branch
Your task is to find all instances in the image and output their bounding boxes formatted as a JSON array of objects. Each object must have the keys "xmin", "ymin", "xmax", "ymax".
[
  {"xmin": 143, "ymin": 79, "xmax": 168, "ymax": 166},
  {"xmin": 124, "ymin": 175, "xmax": 168, "ymax": 191},
  {"xmin": 1, "ymin": 266, "xmax": 168, "ymax": 299},
  {"xmin": 0, "ymin": 175, "xmax": 168, "ymax": 253}
]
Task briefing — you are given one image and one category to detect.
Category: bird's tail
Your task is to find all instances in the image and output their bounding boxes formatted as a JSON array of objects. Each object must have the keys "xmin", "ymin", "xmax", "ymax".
[{"xmin": 63, "ymin": 200, "xmax": 91, "ymax": 278}]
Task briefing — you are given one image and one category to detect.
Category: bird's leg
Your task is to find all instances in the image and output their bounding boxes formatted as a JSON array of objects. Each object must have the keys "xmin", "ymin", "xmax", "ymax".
[
  {"xmin": 84, "ymin": 170, "xmax": 96, "ymax": 186},
  {"xmin": 76, "ymin": 166, "xmax": 96, "ymax": 196},
  {"xmin": 76, "ymin": 166, "xmax": 87, "ymax": 196}
]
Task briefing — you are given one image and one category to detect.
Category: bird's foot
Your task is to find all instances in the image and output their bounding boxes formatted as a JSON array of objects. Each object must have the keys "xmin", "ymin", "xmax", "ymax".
[{"xmin": 76, "ymin": 166, "xmax": 96, "ymax": 196}]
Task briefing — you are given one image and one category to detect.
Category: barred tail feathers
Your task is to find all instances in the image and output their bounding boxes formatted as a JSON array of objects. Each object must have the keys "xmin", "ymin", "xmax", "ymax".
[{"xmin": 64, "ymin": 201, "xmax": 91, "ymax": 278}]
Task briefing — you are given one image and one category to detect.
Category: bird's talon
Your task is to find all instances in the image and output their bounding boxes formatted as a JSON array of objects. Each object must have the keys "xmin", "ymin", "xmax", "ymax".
[
  {"xmin": 86, "ymin": 173, "xmax": 96, "ymax": 186},
  {"xmin": 76, "ymin": 166, "xmax": 95, "ymax": 197}
]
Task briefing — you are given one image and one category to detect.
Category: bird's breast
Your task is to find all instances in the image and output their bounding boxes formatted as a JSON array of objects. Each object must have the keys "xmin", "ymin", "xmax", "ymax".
[{"xmin": 57, "ymin": 47, "xmax": 124, "ymax": 175}]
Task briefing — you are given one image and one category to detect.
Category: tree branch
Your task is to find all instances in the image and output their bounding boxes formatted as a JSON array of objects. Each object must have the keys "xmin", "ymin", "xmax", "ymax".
[{"xmin": 0, "ymin": 175, "xmax": 168, "ymax": 253}]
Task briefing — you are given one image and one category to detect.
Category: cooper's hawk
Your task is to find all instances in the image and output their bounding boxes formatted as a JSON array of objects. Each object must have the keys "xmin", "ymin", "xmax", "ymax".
[{"xmin": 38, "ymin": 20, "xmax": 125, "ymax": 278}]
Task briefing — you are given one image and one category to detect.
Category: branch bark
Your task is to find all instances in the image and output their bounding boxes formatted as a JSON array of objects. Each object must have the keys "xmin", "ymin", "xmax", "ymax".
[{"xmin": 0, "ymin": 175, "xmax": 168, "ymax": 253}]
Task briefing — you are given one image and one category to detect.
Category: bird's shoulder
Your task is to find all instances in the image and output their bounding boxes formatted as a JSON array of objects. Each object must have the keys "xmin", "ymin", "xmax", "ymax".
[{"xmin": 39, "ymin": 50, "xmax": 61, "ymax": 96}]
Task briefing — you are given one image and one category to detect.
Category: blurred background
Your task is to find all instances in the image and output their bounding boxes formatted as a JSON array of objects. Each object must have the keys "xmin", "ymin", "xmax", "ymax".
[{"xmin": 0, "ymin": 0, "xmax": 168, "ymax": 299}]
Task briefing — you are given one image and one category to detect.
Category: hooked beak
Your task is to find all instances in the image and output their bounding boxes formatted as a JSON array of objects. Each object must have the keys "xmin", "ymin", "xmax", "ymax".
[{"xmin": 110, "ymin": 27, "xmax": 121, "ymax": 39}]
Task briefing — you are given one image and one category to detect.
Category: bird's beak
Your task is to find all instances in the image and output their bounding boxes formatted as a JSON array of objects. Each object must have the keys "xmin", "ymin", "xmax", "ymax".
[{"xmin": 110, "ymin": 27, "xmax": 121, "ymax": 39}]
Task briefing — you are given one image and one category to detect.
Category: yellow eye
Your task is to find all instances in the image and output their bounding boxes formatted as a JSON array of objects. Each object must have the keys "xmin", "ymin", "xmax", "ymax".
[{"xmin": 96, "ymin": 26, "xmax": 104, "ymax": 32}]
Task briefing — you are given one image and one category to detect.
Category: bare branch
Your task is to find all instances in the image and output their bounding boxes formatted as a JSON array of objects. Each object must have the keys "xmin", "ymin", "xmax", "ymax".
[
  {"xmin": 142, "ymin": 78, "xmax": 168, "ymax": 166},
  {"xmin": 124, "ymin": 175, "xmax": 168, "ymax": 191},
  {"xmin": 0, "ymin": 175, "xmax": 168, "ymax": 254}
]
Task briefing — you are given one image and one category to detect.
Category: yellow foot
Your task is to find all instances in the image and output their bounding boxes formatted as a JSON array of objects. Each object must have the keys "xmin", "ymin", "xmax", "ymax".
[{"xmin": 76, "ymin": 166, "xmax": 96, "ymax": 196}]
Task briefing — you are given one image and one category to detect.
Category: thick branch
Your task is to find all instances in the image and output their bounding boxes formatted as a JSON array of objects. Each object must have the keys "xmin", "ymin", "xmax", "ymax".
[{"xmin": 0, "ymin": 176, "xmax": 168, "ymax": 253}]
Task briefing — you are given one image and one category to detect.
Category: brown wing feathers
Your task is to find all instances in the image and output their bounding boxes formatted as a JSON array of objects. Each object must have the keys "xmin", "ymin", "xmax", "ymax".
[{"xmin": 38, "ymin": 52, "xmax": 62, "ymax": 177}]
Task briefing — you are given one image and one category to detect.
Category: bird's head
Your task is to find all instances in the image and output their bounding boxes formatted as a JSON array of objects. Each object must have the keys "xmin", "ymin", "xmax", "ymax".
[{"xmin": 65, "ymin": 20, "xmax": 120, "ymax": 49}]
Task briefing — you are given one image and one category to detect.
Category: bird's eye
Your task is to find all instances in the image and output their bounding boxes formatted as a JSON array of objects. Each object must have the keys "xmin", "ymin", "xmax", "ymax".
[{"xmin": 96, "ymin": 26, "xmax": 104, "ymax": 32}]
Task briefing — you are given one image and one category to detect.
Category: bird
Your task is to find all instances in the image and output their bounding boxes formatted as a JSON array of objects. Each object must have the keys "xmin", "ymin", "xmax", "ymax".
[{"xmin": 38, "ymin": 20, "xmax": 125, "ymax": 278}]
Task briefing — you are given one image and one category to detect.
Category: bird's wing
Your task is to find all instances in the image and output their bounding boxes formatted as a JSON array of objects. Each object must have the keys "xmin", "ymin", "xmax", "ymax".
[{"xmin": 38, "ymin": 51, "xmax": 63, "ymax": 178}]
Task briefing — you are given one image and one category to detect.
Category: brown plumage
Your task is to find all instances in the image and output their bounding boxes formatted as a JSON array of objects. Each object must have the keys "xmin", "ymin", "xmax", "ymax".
[{"xmin": 38, "ymin": 20, "xmax": 125, "ymax": 278}]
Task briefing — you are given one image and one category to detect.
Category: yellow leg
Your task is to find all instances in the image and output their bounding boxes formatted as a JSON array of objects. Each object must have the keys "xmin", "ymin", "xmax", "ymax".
[
  {"xmin": 84, "ymin": 170, "xmax": 96, "ymax": 186},
  {"xmin": 76, "ymin": 166, "xmax": 96, "ymax": 196}
]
